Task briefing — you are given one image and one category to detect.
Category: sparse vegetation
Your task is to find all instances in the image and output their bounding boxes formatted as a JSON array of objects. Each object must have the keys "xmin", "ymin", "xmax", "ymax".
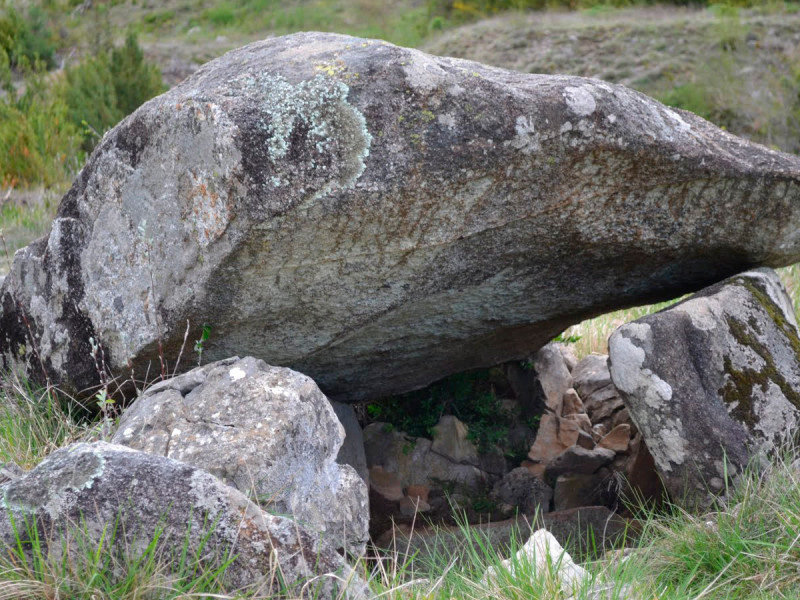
[{"xmin": 366, "ymin": 368, "xmax": 522, "ymax": 454}]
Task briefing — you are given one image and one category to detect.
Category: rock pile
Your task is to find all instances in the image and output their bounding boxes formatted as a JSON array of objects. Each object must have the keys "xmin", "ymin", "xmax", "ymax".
[{"xmin": 521, "ymin": 347, "xmax": 662, "ymax": 513}]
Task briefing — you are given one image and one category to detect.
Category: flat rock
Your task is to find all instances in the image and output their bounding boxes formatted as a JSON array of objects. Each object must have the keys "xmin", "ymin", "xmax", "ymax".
[
  {"xmin": 545, "ymin": 445, "xmax": 615, "ymax": 478},
  {"xmin": 598, "ymin": 423, "xmax": 631, "ymax": 453},
  {"xmin": 541, "ymin": 506, "xmax": 638, "ymax": 554},
  {"xmin": 4, "ymin": 33, "xmax": 800, "ymax": 401},
  {"xmin": 553, "ymin": 469, "xmax": 619, "ymax": 511},
  {"xmin": 111, "ymin": 356, "xmax": 368, "ymax": 554},
  {"xmin": 608, "ymin": 268, "xmax": 800, "ymax": 509},
  {"xmin": 0, "ymin": 442, "xmax": 367, "ymax": 598}
]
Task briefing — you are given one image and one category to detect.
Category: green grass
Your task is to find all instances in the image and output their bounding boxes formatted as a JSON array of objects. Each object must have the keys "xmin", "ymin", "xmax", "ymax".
[{"xmin": 0, "ymin": 372, "xmax": 96, "ymax": 469}]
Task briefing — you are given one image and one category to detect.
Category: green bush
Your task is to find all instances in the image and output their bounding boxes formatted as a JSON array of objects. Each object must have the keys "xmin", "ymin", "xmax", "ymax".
[
  {"xmin": 0, "ymin": 6, "xmax": 56, "ymax": 70},
  {"xmin": 63, "ymin": 33, "xmax": 164, "ymax": 152},
  {"xmin": 0, "ymin": 69, "xmax": 82, "ymax": 187},
  {"xmin": 110, "ymin": 33, "xmax": 166, "ymax": 118},
  {"xmin": 0, "ymin": 33, "xmax": 164, "ymax": 186},
  {"xmin": 366, "ymin": 368, "xmax": 526, "ymax": 454},
  {"xmin": 63, "ymin": 54, "xmax": 122, "ymax": 150}
]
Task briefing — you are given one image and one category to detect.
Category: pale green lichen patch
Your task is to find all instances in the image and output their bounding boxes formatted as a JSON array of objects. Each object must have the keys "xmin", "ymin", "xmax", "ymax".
[
  {"xmin": 247, "ymin": 73, "xmax": 372, "ymax": 198},
  {"xmin": 2, "ymin": 447, "xmax": 105, "ymax": 516}
]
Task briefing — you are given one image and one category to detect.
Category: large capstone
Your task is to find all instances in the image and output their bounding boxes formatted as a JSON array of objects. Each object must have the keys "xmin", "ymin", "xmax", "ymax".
[
  {"xmin": 608, "ymin": 268, "xmax": 800, "ymax": 509},
  {"xmin": 111, "ymin": 356, "xmax": 369, "ymax": 555},
  {"xmin": 3, "ymin": 32, "xmax": 800, "ymax": 402},
  {"xmin": 0, "ymin": 442, "xmax": 368, "ymax": 598}
]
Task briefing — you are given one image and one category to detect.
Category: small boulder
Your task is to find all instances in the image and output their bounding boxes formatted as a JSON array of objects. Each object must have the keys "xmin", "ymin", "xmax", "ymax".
[
  {"xmin": 112, "ymin": 357, "xmax": 368, "ymax": 554},
  {"xmin": 431, "ymin": 415, "xmax": 480, "ymax": 465},
  {"xmin": 363, "ymin": 423, "xmax": 488, "ymax": 493},
  {"xmin": 527, "ymin": 413, "xmax": 582, "ymax": 464},
  {"xmin": 541, "ymin": 506, "xmax": 638, "ymax": 554},
  {"xmin": 398, "ymin": 495, "xmax": 431, "ymax": 516},
  {"xmin": 572, "ymin": 355, "xmax": 612, "ymax": 400},
  {"xmin": 609, "ymin": 269, "xmax": 800, "ymax": 509},
  {"xmin": 369, "ymin": 465, "xmax": 404, "ymax": 502},
  {"xmin": 561, "ymin": 388, "xmax": 585, "ymax": 416},
  {"xmin": 406, "ymin": 484, "xmax": 430, "ymax": 503},
  {"xmin": 490, "ymin": 467, "xmax": 553, "ymax": 516},
  {"xmin": 583, "ymin": 383, "xmax": 625, "ymax": 424},
  {"xmin": 0, "ymin": 442, "xmax": 367, "ymax": 598},
  {"xmin": 576, "ymin": 429, "xmax": 596, "ymax": 450},
  {"xmin": 531, "ymin": 343, "xmax": 573, "ymax": 415},
  {"xmin": 553, "ymin": 469, "xmax": 621, "ymax": 511},
  {"xmin": 483, "ymin": 529, "xmax": 590, "ymax": 593},
  {"xmin": 331, "ymin": 400, "xmax": 369, "ymax": 484}
]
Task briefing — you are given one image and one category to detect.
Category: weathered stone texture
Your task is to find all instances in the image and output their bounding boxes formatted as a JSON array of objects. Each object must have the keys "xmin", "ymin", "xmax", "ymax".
[
  {"xmin": 111, "ymin": 356, "xmax": 369, "ymax": 554},
  {"xmin": 4, "ymin": 33, "xmax": 800, "ymax": 402},
  {"xmin": 608, "ymin": 268, "xmax": 800, "ymax": 509},
  {"xmin": 0, "ymin": 442, "xmax": 367, "ymax": 598}
]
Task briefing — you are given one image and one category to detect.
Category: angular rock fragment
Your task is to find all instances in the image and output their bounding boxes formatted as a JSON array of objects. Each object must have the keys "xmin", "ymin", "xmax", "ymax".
[
  {"xmin": 609, "ymin": 268, "xmax": 800, "ymax": 509},
  {"xmin": 111, "ymin": 356, "xmax": 368, "ymax": 554},
  {"xmin": 4, "ymin": 33, "xmax": 800, "ymax": 403},
  {"xmin": 598, "ymin": 424, "xmax": 631, "ymax": 453}
]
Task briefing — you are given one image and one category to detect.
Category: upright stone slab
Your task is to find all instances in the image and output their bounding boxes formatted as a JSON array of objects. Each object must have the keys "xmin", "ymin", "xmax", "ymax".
[
  {"xmin": 4, "ymin": 33, "xmax": 800, "ymax": 402},
  {"xmin": 608, "ymin": 268, "xmax": 800, "ymax": 509}
]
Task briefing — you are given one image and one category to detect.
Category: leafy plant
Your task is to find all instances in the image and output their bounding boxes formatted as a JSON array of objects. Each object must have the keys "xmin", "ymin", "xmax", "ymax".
[
  {"xmin": 553, "ymin": 331, "xmax": 582, "ymax": 344},
  {"xmin": 194, "ymin": 323, "xmax": 212, "ymax": 366},
  {"xmin": 366, "ymin": 368, "xmax": 523, "ymax": 454},
  {"xmin": 110, "ymin": 33, "xmax": 166, "ymax": 118},
  {"xmin": 0, "ymin": 63, "xmax": 82, "ymax": 187}
]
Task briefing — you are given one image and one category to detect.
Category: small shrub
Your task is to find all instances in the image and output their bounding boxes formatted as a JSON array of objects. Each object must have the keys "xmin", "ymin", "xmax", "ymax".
[
  {"xmin": 0, "ymin": 67, "xmax": 82, "ymax": 187},
  {"xmin": 110, "ymin": 33, "xmax": 166, "ymax": 118},
  {"xmin": 0, "ymin": 6, "xmax": 56, "ymax": 70},
  {"xmin": 63, "ymin": 33, "xmax": 164, "ymax": 152},
  {"xmin": 366, "ymin": 368, "xmax": 523, "ymax": 454},
  {"xmin": 63, "ymin": 53, "xmax": 122, "ymax": 150}
]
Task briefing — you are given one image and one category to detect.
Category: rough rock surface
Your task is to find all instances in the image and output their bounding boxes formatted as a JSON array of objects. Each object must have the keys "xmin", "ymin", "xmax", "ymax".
[
  {"xmin": 0, "ymin": 442, "xmax": 367, "ymax": 598},
  {"xmin": 545, "ymin": 446, "xmax": 615, "ymax": 478},
  {"xmin": 609, "ymin": 268, "xmax": 800, "ymax": 509},
  {"xmin": 490, "ymin": 467, "xmax": 553, "ymax": 516},
  {"xmin": 363, "ymin": 420, "xmax": 490, "ymax": 492},
  {"xmin": 331, "ymin": 400, "xmax": 369, "ymax": 484},
  {"xmin": 4, "ymin": 33, "xmax": 800, "ymax": 402},
  {"xmin": 111, "ymin": 357, "xmax": 369, "ymax": 554}
]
